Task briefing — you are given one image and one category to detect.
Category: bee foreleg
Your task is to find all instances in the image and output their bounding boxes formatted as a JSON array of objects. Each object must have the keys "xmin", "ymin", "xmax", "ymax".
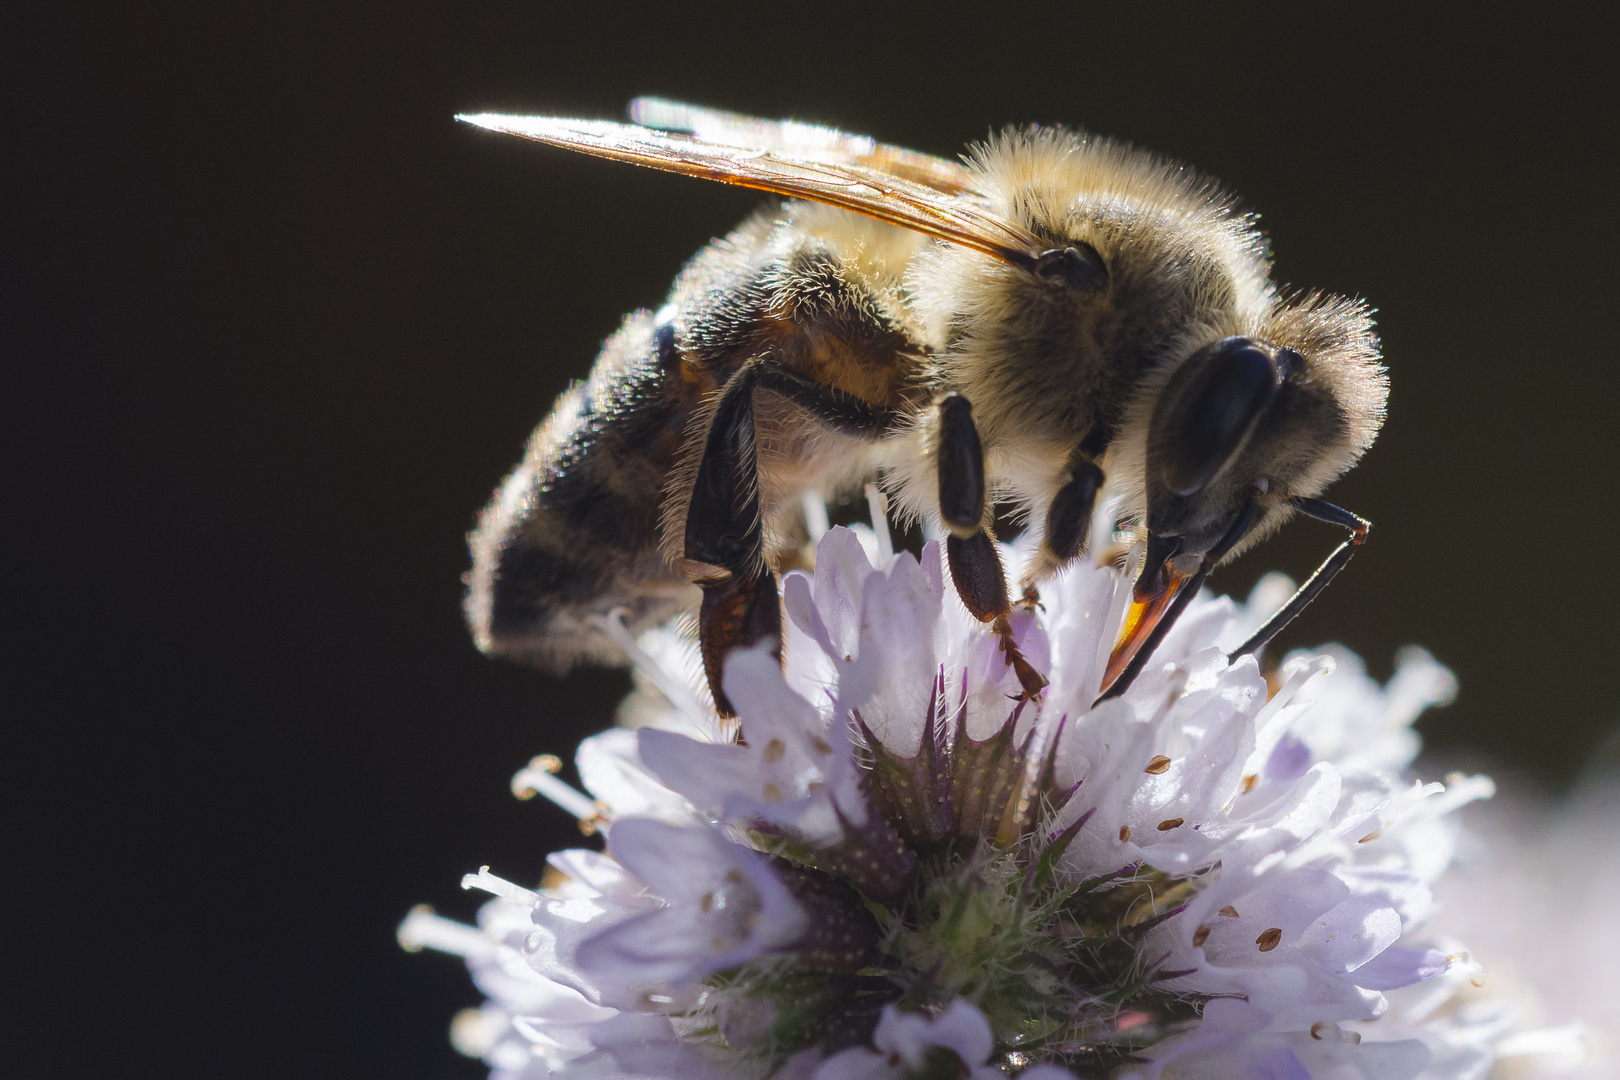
[
  {"xmin": 1044, "ymin": 430, "xmax": 1114, "ymax": 559},
  {"xmin": 1023, "ymin": 429, "xmax": 1112, "ymax": 590},
  {"xmin": 684, "ymin": 362, "xmax": 782, "ymax": 718},
  {"xmin": 935, "ymin": 393, "xmax": 1047, "ymax": 698},
  {"xmin": 1042, "ymin": 464, "xmax": 1105, "ymax": 560}
]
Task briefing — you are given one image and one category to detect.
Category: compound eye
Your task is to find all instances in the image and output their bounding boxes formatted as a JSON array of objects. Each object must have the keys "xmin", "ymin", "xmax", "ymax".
[
  {"xmin": 1159, "ymin": 339, "xmax": 1280, "ymax": 496},
  {"xmin": 1032, "ymin": 242, "xmax": 1108, "ymax": 290}
]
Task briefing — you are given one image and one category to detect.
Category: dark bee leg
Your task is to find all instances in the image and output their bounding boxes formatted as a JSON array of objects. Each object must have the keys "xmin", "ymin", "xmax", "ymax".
[
  {"xmin": 686, "ymin": 360, "xmax": 897, "ymax": 716},
  {"xmin": 936, "ymin": 394, "xmax": 1048, "ymax": 698},
  {"xmin": 752, "ymin": 360, "xmax": 896, "ymax": 437},
  {"xmin": 1043, "ymin": 427, "xmax": 1112, "ymax": 561},
  {"xmin": 1014, "ymin": 428, "xmax": 1114, "ymax": 618},
  {"xmin": 1042, "ymin": 461, "xmax": 1106, "ymax": 561},
  {"xmin": 696, "ymin": 574, "xmax": 782, "ymax": 719},
  {"xmin": 685, "ymin": 363, "xmax": 778, "ymax": 717},
  {"xmin": 1227, "ymin": 497, "xmax": 1369, "ymax": 660}
]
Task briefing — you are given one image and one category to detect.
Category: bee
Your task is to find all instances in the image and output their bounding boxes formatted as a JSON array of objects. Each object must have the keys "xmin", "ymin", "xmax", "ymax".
[{"xmin": 459, "ymin": 99, "xmax": 1386, "ymax": 716}]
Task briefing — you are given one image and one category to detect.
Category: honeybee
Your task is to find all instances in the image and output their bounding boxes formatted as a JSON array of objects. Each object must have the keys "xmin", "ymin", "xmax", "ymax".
[{"xmin": 460, "ymin": 99, "xmax": 1386, "ymax": 716}]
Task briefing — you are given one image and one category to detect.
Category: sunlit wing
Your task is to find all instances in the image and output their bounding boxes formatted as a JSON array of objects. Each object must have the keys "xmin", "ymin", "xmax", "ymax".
[
  {"xmin": 628, "ymin": 97, "xmax": 979, "ymax": 196},
  {"xmin": 456, "ymin": 112, "xmax": 1040, "ymax": 268}
]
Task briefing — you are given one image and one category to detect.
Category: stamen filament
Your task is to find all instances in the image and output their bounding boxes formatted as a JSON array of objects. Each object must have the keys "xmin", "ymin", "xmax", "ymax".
[{"xmin": 510, "ymin": 759, "xmax": 602, "ymax": 822}]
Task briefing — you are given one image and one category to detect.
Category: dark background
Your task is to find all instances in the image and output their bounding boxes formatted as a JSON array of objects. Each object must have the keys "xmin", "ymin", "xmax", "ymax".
[{"xmin": 9, "ymin": 3, "xmax": 1615, "ymax": 1076}]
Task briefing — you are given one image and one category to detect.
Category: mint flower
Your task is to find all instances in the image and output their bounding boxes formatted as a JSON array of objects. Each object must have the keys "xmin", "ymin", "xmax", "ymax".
[{"xmin": 402, "ymin": 526, "xmax": 1584, "ymax": 1079}]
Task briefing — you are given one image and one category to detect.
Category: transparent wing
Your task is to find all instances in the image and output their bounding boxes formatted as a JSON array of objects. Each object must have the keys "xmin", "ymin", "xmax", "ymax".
[
  {"xmin": 457, "ymin": 110, "xmax": 1039, "ymax": 268},
  {"xmin": 627, "ymin": 97, "xmax": 979, "ymax": 196}
]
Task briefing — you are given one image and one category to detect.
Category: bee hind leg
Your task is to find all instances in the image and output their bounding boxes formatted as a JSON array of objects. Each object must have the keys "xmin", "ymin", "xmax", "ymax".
[
  {"xmin": 684, "ymin": 362, "xmax": 781, "ymax": 719},
  {"xmin": 687, "ymin": 359, "xmax": 899, "ymax": 718},
  {"xmin": 935, "ymin": 393, "xmax": 1047, "ymax": 698}
]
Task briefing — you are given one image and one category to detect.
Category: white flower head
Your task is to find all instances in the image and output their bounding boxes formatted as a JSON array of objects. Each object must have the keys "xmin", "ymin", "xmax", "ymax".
[{"xmin": 404, "ymin": 526, "xmax": 1590, "ymax": 1079}]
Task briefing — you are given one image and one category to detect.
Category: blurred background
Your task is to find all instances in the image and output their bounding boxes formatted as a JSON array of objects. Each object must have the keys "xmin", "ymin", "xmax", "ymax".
[{"xmin": 8, "ymin": 2, "xmax": 1615, "ymax": 1076}]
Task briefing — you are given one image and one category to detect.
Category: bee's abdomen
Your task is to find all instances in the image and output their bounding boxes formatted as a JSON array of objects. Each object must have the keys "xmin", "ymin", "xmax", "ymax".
[
  {"xmin": 466, "ymin": 206, "xmax": 924, "ymax": 675},
  {"xmin": 464, "ymin": 309, "xmax": 703, "ymax": 671}
]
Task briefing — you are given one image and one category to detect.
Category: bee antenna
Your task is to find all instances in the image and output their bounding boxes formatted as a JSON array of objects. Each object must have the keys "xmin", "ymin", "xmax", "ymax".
[{"xmin": 1228, "ymin": 497, "xmax": 1370, "ymax": 661}]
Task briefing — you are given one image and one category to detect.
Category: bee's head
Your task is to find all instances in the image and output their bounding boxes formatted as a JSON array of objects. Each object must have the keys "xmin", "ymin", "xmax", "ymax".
[
  {"xmin": 918, "ymin": 125, "xmax": 1387, "ymax": 595},
  {"xmin": 1135, "ymin": 295, "xmax": 1387, "ymax": 599}
]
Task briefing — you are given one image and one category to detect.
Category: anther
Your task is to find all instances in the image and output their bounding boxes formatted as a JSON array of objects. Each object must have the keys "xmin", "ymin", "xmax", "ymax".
[
  {"xmin": 1145, "ymin": 755, "xmax": 1171, "ymax": 774},
  {"xmin": 1256, "ymin": 928, "xmax": 1282, "ymax": 952},
  {"xmin": 1119, "ymin": 825, "xmax": 1131, "ymax": 842},
  {"xmin": 1192, "ymin": 925, "xmax": 1210, "ymax": 947},
  {"xmin": 1218, "ymin": 905, "xmax": 1239, "ymax": 918},
  {"xmin": 1157, "ymin": 817, "xmax": 1184, "ymax": 831}
]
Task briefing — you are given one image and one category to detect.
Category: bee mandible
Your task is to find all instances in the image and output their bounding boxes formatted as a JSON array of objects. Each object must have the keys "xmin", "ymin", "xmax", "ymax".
[{"xmin": 459, "ymin": 99, "xmax": 1387, "ymax": 716}]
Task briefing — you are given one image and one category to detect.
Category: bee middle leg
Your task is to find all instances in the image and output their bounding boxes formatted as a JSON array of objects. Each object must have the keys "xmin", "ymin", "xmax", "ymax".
[
  {"xmin": 935, "ymin": 393, "xmax": 1048, "ymax": 698},
  {"xmin": 686, "ymin": 359, "xmax": 896, "ymax": 716}
]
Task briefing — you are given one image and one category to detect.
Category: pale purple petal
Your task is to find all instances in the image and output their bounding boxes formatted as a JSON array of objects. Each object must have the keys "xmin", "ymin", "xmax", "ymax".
[
  {"xmin": 811, "ymin": 527, "xmax": 880, "ymax": 662},
  {"xmin": 815, "ymin": 1000, "xmax": 996, "ymax": 1079},
  {"xmin": 1352, "ymin": 945, "xmax": 1451, "ymax": 991},
  {"xmin": 842, "ymin": 548, "xmax": 944, "ymax": 755},
  {"xmin": 875, "ymin": 999, "xmax": 993, "ymax": 1066},
  {"xmin": 1297, "ymin": 893, "xmax": 1404, "ymax": 975},
  {"xmin": 1283, "ymin": 1027, "xmax": 1431, "ymax": 1080},
  {"xmin": 1266, "ymin": 733, "xmax": 1312, "ymax": 783},
  {"xmin": 577, "ymin": 1012, "xmax": 727, "ymax": 1078},
  {"xmin": 572, "ymin": 819, "xmax": 806, "ymax": 990},
  {"xmin": 576, "ymin": 727, "xmax": 697, "ymax": 823}
]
